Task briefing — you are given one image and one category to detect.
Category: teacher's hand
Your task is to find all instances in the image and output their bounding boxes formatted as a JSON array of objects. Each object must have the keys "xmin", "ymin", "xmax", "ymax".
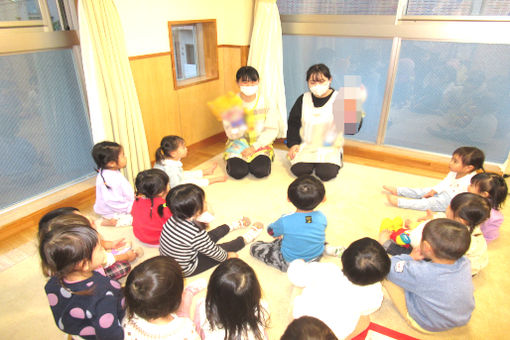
[
  {"xmin": 288, "ymin": 145, "xmax": 300, "ymax": 160},
  {"xmin": 241, "ymin": 146, "xmax": 256, "ymax": 158}
]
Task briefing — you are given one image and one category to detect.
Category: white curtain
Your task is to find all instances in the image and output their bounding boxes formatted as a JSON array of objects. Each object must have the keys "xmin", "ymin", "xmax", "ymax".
[
  {"xmin": 248, "ymin": 0, "xmax": 288, "ymax": 138},
  {"xmin": 78, "ymin": 0, "xmax": 150, "ymax": 184}
]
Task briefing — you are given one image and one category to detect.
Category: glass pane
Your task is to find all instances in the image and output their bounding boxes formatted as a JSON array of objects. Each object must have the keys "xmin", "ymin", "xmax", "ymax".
[
  {"xmin": 48, "ymin": 0, "xmax": 65, "ymax": 30},
  {"xmin": 386, "ymin": 40, "xmax": 510, "ymax": 164},
  {"xmin": 172, "ymin": 25, "xmax": 199, "ymax": 80},
  {"xmin": 0, "ymin": 49, "xmax": 95, "ymax": 210},
  {"xmin": 277, "ymin": 0, "xmax": 398, "ymax": 15},
  {"xmin": 406, "ymin": 0, "xmax": 510, "ymax": 16},
  {"xmin": 0, "ymin": 0, "xmax": 42, "ymax": 21},
  {"xmin": 283, "ymin": 35, "xmax": 393, "ymax": 143}
]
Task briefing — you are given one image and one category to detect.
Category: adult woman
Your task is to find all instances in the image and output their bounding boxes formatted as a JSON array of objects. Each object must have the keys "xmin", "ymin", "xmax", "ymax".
[
  {"xmin": 287, "ymin": 64, "xmax": 343, "ymax": 181},
  {"xmin": 224, "ymin": 66, "xmax": 279, "ymax": 179}
]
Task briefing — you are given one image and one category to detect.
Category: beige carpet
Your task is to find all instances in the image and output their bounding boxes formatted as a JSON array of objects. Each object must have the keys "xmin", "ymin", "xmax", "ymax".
[{"xmin": 1, "ymin": 149, "xmax": 509, "ymax": 339}]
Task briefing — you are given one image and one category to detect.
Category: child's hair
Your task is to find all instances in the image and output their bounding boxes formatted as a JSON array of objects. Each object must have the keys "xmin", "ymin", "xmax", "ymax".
[
  {"xmin": 39, "ymin": 215, "xmax": 99, "ymax": 288},
  {"xmin": 206, "ymin": 258, "xmax": 267, "ymax": 340},
  {"xmin": 236, "ymin": 66, "xmax": 259, "ymax": 83},
  {"xmin": 135, "ymin": 169, "xmax": 170, "ymax": 218},
  {"xmin": 167, "ymin": 183, "xmax": 205, "ymax": 225},
  {"xmin": 470, "ymin": 172, "xmax": 508, "ymax": 210},
  {"xmin": 341, "ymin": 237, "xmax": 391, "ymax": 286},
  {"xmin": 155, "ymin": 135, "xmax": 184, "ymax": 163},
  {"xmin": 91, "ymin": 141, "xmax": 123, "ymax": 189},
  {"xmin": 422, "ymin": 218, "xmax": 471, "ymax": 260},
  {"xmin": 306, "ymin": 64, "xmax": 332, "ymax": 82},
  {"xmin": 38, "ymin": 207, "xmax": 79, "ymax": 241},
  {"xmin": 124, "ymin": 256, "xmax": 183, "ymax": 320},
  {"xmin": 288, "ymin": 175, "xmax": 326, "ymax": 211},
  {"xmin": 450, "ymin": 192, "xmax": 491, "ymax": 233},
  {"xmin": 281, "ymin": 316, "xmax": 338, "ymax": 340},
  {"xmin": 453, "ymin": 146, "xmax": 485, "ymax": 172}
]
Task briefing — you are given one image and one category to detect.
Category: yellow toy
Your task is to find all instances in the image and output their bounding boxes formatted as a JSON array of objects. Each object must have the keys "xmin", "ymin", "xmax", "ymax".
[{"xmin": 380, "ymin": 217, "xmax": 419, "ymax": 248}]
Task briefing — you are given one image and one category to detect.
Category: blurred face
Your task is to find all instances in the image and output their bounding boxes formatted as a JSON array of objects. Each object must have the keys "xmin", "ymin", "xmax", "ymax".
[
  {"xmin": 172, "ymin": 142, "xmax": 188, "ymax": 160},
  {"xmin": 449, "ymin": 154, "xmax": 467, "ymax": 174},
  {"xmin": 308, "ymin": 73, "xmax": 331, "ymax": 97},
  {"xmin": 89, "ymin": 242, "xmax": 106, "ymax": 271},
  {"xmin": 445, "ymin": 205, "xmax": 455, "ymax": 219},
  {"xmin": 117, "ymin": 149, "xmax": 127, "ymax": 169},
  {"xmin": 238, "ymin": 79, "xmax": 259, "ymax": 97},
  {"xmin": 467, "ymin": 183, "xmax": 479, "ymax": 195}
]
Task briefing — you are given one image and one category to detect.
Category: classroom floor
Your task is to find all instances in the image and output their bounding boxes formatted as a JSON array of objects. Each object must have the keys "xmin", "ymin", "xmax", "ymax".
[{"xmin": 1, "ymin": 147, "xmax": 509, "ymax": 339}]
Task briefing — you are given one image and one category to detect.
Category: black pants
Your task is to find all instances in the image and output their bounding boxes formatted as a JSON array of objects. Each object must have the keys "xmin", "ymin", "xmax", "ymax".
[
  {"xmin": 290, "ymin": 162, "xmax": 340, "ymax": 181},
  {"xmin": 226, "ymin": 155, "xmax": 271, "ymax": 179},
  {"xmin": 189, "ymin": 224, "xmax": 245, "ymax": 276}
]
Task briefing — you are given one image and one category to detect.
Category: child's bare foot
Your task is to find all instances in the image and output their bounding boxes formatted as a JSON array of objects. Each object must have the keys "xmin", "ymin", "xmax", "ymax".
[
  {"xmin": 101, "ymin": 218, "xmax": 118, "ymax": 226},
  {"xmin": 382, "ymin": 185, "xmax": 397, "ymax": 195},
  {"xmin": 378, "ymin": 230, "xmax": 392, "ymax": 244},
  {"xmin": 203, "ymin": 162, "xmax": 218, "ymax": 175},
  {"xmin": 242, "ymin": 223, "xmax": 264, "ymax": 244},
  {"xmin": 230, "ymin": 216, "xmax": 251, "ymax": 230},
  {"xmin": 209, "ymin": 175, "xmax": 228, "ymax": 184},
  {"xmin": 386, "ymin": 193, "xmax": 398, "ymax": 207}
]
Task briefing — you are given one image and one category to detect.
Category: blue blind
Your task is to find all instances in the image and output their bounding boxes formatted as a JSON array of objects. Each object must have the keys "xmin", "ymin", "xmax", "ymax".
[
  {"xmin": 0, "ymin": 49, "xmax": 95, "ymax": 210},
  {"xmin": 406, "ymin": 0, "xmax": 510, "ymax": 16},
  {"xmin": 277, "ymin": 0, "xmax": 398, "ymax": 15}
]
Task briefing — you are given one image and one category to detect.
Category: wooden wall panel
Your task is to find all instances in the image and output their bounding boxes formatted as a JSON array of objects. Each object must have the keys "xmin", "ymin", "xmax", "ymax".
[
  {"xmin": 221, "ymin": 47, "xmax": 242, "ymax": 93},
  {"xmin": 130, "ymin": 53, "xmax": 181, "ymax": 163}
]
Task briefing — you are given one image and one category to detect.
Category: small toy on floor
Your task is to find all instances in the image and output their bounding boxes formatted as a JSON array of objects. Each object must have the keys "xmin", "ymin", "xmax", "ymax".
[{"xmin": 379, "ymin": 217, "xmax": 420, "ymax": 256}]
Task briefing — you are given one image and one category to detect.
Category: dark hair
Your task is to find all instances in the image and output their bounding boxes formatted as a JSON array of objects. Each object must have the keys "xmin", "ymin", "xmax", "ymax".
[
  {"xmin": 167, "ymin": 184, "xmax": 205, "ymax": 227},
  {"xmin": 135, "ymin": 169, "xmax": 170, "ymax": 218},
  {"xmin": 281, "ymin": 316, "xmax": 338, "ymax": 340},
  {"xmin": 38, "ymin": 207, "xmax": 79, "ymax": 241},
  {"xmin": 206, "ymin": 258, "xmax": 267, "ymax": 340},
  {"xmin": 124, "ymin": 256, "xmax": 183, "ymax": 320},
  {"xmin": 306, "ymin": 64, "xmax": 332, "ymax": 82},
  {"xmin": 288, "ymin": 175, "xmax": 325, "ymax": 210},
  {"xmin": 342, "ymin": 237, "xmax": 390, "ymax": 286},
  {"xmin": 470, "ymin": 172, "xmax": 508, "ymax": 210},
  {"xmin": 422, "ymin": 218, "xmax": 471, "ymax": 260},
  {"xmin": 91, "ymin": 141, "xmax": 123, "ymax": 189},
  {"xmin": 236, "ymin": 66, "xmax": 260, "ymax": 83},
  {"xmin": 453, "ymin": 146, "xmax": 485, "ymax": 172},
  {"xmin": 39, "ymin": 217, "xmax": 98, "ymax": 290},
  {"xmin": 449, "ymin": 192, "xmax": 491, "ymax": 233},
  {"xmin": 156, "ymin": 135, "xmax": 185, "ymax": 163}
]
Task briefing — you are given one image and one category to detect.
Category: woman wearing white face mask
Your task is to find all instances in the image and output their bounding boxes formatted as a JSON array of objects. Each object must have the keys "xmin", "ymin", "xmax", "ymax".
[
  {"xmin": 287, "ymin": 64, "xmax": 342, "ymax": 181},
  {"xmin": 223, "ymin": 66, "xmax": 279, "ymax": 179}
]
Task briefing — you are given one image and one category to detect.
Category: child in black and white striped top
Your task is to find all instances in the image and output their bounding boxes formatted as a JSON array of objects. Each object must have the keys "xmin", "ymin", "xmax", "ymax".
[{"xmin": 159, "ymin": 183, "xmax": 263, "ymax": 277}]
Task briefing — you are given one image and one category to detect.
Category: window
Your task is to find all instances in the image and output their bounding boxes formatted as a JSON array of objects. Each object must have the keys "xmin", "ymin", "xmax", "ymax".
[
  {"xmin": 168, "ymin": 19, "xmax": 219, "ymax": 89},
  {"xmin": 0, "ymin": 0, "xmax": 69, "ymax": 31},
  {"xmin": 406, "ymin": 0, "xmax": 510, "ymax": 16}
]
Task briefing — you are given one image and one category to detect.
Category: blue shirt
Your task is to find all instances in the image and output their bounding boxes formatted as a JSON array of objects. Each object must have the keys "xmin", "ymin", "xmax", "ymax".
[
  {"xmin": 388, "ymin": 255, "xmax": 475, "ymax": 332},
  {"xmin": 268, "ymin": 211, "xmax": 326, "ymax": 262}
]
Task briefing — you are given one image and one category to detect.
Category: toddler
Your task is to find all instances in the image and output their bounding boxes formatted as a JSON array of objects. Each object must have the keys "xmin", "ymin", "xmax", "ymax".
[
  {"xmin": 382, "ymin": 218, "xmax": 475, "ymax": 332},
  {"xmin": 194, "ymin": 258, "xmax": 269, "ymax": 339},
  {"xmin": 122, "ymin": 256, "xmax": 200, "ymax": 339},
  {"xmin": 131, "ymin": 169, "xmax": 172, "ymax": 246},
  {"xmin": 250, "ymin": 175, "xmax": 326, "ymax": 272},
  {"xmin": 384, "ymin": 146, "xmax": 484, "ymax": 211},
  {"xmin": 154, "ymin": 135, "xmax": 226, "ymax": 188},
  {"xmin": 39, "ymin": 208, "xmax": 142, "ymax": 280},
  {"xmin": 287, "ymin": 237, "xmax": 390, "ymax": 339},
  {"xmin": 40, "ymin": 216, "xmax": 124, "ymax": 339},
  {"xmin": 468, "ymin": 172, "xmax": 508, "ymax": 242},
  {"xmin": 159, "ymin": 183, "xmax": 263, "ymax": 277},
  {"xmin": 281, "ymin": 316, "xmax": 338, "ymax": 340},
  {"xmin": 92, "ymin": 141, "xmax": 134, "ymax": 226}
]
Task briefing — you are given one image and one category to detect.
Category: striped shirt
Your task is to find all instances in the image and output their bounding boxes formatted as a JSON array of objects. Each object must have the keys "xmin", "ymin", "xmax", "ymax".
[{"xmin": 159, "ymin": 216, "xmax": 228, "ymax": 276}]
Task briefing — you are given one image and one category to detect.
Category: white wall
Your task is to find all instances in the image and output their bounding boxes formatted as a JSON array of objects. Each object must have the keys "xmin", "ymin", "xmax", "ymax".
[{"xmin": 114, "ymin": 0, "xmax": 254, "ymax": 56}]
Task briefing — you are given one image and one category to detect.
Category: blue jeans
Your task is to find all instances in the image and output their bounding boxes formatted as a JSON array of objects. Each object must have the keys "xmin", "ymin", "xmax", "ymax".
[{"xmin": 397, "ymin": 187, "xmax": 450, "ymax": 212}]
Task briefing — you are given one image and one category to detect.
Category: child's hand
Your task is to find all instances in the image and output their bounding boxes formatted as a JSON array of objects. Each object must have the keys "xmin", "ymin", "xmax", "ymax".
[
  {"xmin": 423, "ymin": 190, "xmax": 437, "ymax": 198},
  {"xmin": 227, "ymin": 252, "xmax": 238, "ymax": 259},
  {"xmin": 126, "ymin": 250, "xmax": 138, "ymax": 262},
  {"xmin": 417, "ymin": 210, "xmax": 434, "ymax": 222},
  {"xmin": 288, "ymin": 145, "xmax": 300, "ymax": 160},
  {"xmin": 209, "ymin": 175, "xmax": 228, "ymax": 184},
  {"xmin": 110, "ymin": 238, "xmax": 126, "ymax": 249},
  {"xmin": 203, "ymin": 162, "xmax": 218, "ymax": 176},
  {"xmin": 378, "ymin": 230, "xmax": 392, "ymax": 244},
  {"xmin": 410, "ymin": 246, "xmax": 424, "ymax": 261},
  {"xmin": 241, "ymin": 146, "xmax": 256, "ymax": 158}
]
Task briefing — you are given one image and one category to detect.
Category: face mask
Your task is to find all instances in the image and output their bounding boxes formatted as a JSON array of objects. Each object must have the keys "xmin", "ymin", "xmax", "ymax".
[
  {"xmin": 240, "ymin": 85, "xmax": 258, "ymax": 96},
  {"xmin": 310, "ymin": 83, "xmax": 330, "ymax": 97},
  {"xmin": 196, "ymin": 211, "xmax": 215, "ymax": 224}
]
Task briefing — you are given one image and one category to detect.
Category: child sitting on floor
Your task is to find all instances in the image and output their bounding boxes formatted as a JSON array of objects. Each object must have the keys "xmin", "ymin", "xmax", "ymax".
[
  {"xmin": 40, "ymin": 216, "xmax": 125, "ymax": 339},
  {"xmin": 92, "ymin": 141, "xmax": 135, "ymax": 226},
  {"xmin": 154, "ymin": 135, "xmax": 227, "ymax": 188},
  {"xmin": 131, "ymin": 169, "xmax": 172, "ymax": 246},
  {"xmin": 383, "ymin": 146, "xmax": 484, "ymax": 211},
  {"xmin": 122, "ymin": 256, "xmax": 200, "ymax": 340},
  {"xmin": 194, "ymin": 258, "xmax": 269, "ymax": 339},
  {"xmin": 287, "ymin": 237, "xmax": 390, "ymax": 339},
  {"xmin": 468, "ymin": 172, "xmax": 508, "ymax": 242},
  {"xmin": 39, "ymin": 208, "xmax": 142, "ymax": 280},
  {"xmin": 159, "ymin": 183, "xmax": 263, "ymax": 277},
  {"xmin": 281, "ymin": 316, "xmax": 338, "ymax": 340},
  {"xmin": 250, "ymin": 175, "xmax": 327, "ymax": 272},
  {"xmin": 381, "ymin": 218, "xmax": 475, "ymax": 333}
]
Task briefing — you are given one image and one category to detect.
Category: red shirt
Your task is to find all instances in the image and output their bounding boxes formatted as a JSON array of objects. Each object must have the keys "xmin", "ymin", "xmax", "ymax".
[{"xmin": 131, "ymin": 197, "xmax": 171, "ymax": 245}]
